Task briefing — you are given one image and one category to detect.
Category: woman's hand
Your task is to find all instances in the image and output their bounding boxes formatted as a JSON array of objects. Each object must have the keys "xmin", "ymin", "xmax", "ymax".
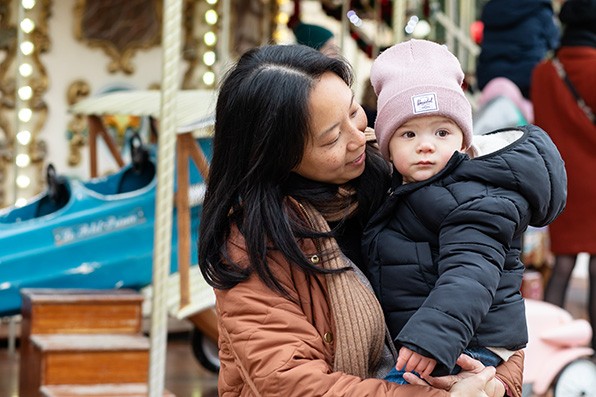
[
  {"xmin": 403, "ymin": 354, "xmax": 505, "ymax": 397},
  {"xmin": 450, "ymin": 366, "xmax": 501, "ymax": 397}
]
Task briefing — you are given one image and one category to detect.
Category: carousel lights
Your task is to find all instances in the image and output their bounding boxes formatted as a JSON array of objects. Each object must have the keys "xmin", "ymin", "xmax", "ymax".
[
  {"xmin": 405, "ymin": 15, "xmax": 419, "ymax": 35},
  {"xmin": 22, "ymin": 0, "xmax": 36, "ymax": 10},
  {"xmin": 16, "ymin": 153, "xmax": 31, "ymax": 168},
  {"xmin": 14, "ymin": 0, "xmax": 37, "ymax": 206},
  {"xmin": 412, "ymin": 20, "xmax": 431, "ymax": 39},
  {"xmin": 404, "ymin": 15, "xmax": 431, "ymax": 38},
  {"xmin": 201, "ymin": 1, "xmax": 218, "ymax": 88},
  {"xmin": 347, "ymin": 10, "xmax": 363, "ymax": 27},
  {"xmin": 205, "ymin": 9, "xmax": 218, "ymax": 25},
  {"xmin": 15, "ymin": 197, "xmax": 28, "ymax": 207},
  {"xmin": 16, "ymin": 175, "xmax": 30, "ymax": 188},
  {"xmin": 273, "ymin": 0, "xmax": 290, "ymax": 43},
  {"xmin": 202, "ymin": 51, "xmax": 216, "ymax": 66},
  {"xmin": 203, "ymin": 31, "xmax": 216, "ymax": 46},
  {"xmin": 202, "ymin": 71, "xmax": 215, "ymax": 86},
  {"xmin": 20, "ymin": 41, "xmax": 34, "ymax": 55},
  {"xmin": 19, "ymin": 63, "xmax": 33, "ymax": 77},
  {"xmin": 18, "ymin": 86, "xmax": 33, "ymax": 100},
  {"xmin": 18, "ymin": 108, "xmax": 32, "ymax": 122},
  {"xmin": 20, "ymin": 18, "xmax": 35, "ymax": 33},
  {"xmin": 16, "ymin": 130, "xmax": 32, "ymax": 145},
  {"xmin": 276, "ymin": 13, "xmax": 288, "ymax": 25}
]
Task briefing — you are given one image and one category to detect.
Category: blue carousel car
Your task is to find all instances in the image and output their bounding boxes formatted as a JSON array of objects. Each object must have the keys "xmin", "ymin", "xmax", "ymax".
[{"xmin": 0, "ymin": 133, "xmax": 212, "ymax": 316}]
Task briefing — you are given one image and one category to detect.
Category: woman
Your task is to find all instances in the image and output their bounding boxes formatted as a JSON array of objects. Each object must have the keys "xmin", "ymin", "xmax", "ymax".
[{"xmin": 199, "ymin": 44, "xmax": 523, "ymax": 396}]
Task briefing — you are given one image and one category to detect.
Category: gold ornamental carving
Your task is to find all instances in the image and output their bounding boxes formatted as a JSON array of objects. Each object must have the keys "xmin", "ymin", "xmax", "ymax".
[
  {"xmin": 73, "ymin": 0, "xmax": 162, "ymax": 75},
  {"xmin": 65, "ymin": 79, "xmax": 91, "ymax": 166}
]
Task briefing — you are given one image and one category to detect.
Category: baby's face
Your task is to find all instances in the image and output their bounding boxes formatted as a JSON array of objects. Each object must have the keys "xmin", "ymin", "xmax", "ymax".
[{"xmin": 388, "ymin": 115, "xmax": 464, "ymax": 184}]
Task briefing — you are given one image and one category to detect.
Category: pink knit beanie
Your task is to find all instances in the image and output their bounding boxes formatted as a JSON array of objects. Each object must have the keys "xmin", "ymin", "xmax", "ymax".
[{"xmin": 371, "ymin": 39, "xmax": 473, "ymax": 159}]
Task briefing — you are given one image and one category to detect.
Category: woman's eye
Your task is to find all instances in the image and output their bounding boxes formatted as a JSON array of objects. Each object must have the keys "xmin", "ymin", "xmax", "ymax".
[{"xmin": 325, "ymin": 134, "xmax": 340, "ymax": 146}]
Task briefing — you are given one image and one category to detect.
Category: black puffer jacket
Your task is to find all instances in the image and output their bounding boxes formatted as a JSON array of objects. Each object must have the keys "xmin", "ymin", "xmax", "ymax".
[{"xmin": 362, "ymin": 125, "xmax": 567, "ymax": 374}]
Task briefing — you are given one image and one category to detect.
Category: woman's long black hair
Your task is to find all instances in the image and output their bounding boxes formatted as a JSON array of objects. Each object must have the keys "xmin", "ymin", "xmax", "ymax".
[{"xmin": 199, "ymin": 44, "xmax": 389, "ymax": 296}]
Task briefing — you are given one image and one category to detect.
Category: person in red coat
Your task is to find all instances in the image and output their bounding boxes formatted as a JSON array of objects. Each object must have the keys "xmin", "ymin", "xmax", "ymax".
[{"xmin": 531, "ymin": 0, "xmax": 596, "ymax": 351}]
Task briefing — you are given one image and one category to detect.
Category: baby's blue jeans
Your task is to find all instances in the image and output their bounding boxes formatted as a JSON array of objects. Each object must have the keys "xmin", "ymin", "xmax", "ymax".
[{"xmin": 384, "ymin": 347, "xmax": 503, "ymax": 385}]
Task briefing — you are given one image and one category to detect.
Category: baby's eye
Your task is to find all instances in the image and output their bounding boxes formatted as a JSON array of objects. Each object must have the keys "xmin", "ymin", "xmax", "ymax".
[
  {"xmin": 436, "ymin": 129, "xmax": 449, "ymax": 137},
  {"xmin": 403, "ymin": 131, "xmax": 416, "ymax": 138}
]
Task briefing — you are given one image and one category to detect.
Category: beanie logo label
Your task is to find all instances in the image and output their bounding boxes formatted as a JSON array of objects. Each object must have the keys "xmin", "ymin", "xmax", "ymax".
[{"xmin": 412, "ymin": 93, "xmax": 438, "ymax": 114}]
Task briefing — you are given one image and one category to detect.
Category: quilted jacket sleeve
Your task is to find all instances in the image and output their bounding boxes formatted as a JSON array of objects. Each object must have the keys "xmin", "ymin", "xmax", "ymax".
[{"xmin": 397, "ymin": 194, "xmax": 523, "ymax": 371}]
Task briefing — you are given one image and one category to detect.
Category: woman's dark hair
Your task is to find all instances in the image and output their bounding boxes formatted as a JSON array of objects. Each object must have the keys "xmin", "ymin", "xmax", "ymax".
[{"xmin": 199, "ymin": 44, "xmax": 389, "ymax": 295}]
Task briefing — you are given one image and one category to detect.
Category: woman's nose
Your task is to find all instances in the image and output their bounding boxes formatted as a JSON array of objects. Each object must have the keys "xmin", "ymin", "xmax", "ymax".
[{"xmin": 347, "ymin": 126, "xmax": 366, "ymax": 151}]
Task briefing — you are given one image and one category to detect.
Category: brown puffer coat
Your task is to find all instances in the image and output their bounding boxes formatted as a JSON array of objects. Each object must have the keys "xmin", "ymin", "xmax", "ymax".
[{"xmin": 214, "ymin": 225, "xmax": 524, "ymax": 396}]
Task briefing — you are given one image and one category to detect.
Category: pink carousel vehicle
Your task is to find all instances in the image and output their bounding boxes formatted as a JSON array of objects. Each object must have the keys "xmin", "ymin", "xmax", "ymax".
[{"xmin": 523, "ymin": 298, "xmax": 596, "ymax": 397}]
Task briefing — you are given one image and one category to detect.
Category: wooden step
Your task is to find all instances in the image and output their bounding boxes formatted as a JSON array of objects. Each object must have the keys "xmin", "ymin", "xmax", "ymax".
[
  {"xmin": 40, "ymin": 384, "xmax": 175, "ymax": 397},
  {"xmin": 19, "ymin": 289, "xmax": 145, "ymax": 397},
  {"xmin": 21, "ymin": 289, "xmax": 144, "ymax": 335},
  {"xmin": 30, "ymin": 334, "xmax": 150, "ymax": 391}
]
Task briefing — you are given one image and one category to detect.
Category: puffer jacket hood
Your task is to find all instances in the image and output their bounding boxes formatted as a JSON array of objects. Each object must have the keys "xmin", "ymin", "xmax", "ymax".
[
  {"xmin": 380, "ymin": 124, "xmax": 567, "ymax": 229},
  {"xmin": 459, "ymin": 125, "xmax": 567, "ymax": 226},
  {"xmin": 482, "ymin": 0, "xmax": 553, "ymax": 28}
]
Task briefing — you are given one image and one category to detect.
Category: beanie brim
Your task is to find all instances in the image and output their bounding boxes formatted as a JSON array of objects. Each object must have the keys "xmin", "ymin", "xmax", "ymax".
[{"xmin": 375, "ymin": 85, "xmax": 473, "ymax": 159}]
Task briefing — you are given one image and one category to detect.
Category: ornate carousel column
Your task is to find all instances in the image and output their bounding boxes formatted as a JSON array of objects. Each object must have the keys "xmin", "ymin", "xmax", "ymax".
[{"xmin": 0, "ymin": 0, "xmax": 50, "ymax": 207}]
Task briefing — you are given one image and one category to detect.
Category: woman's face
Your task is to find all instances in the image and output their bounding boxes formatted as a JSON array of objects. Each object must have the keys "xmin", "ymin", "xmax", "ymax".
[{"xmin": 294, "ymin": 72, "xmax": 368, "ymax": 185}]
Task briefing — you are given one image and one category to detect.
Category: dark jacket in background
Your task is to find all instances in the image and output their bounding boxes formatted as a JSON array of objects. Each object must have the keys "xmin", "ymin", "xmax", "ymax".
[
  {"xmin": 362, "ymin": 125, "xmax": 567, "ymax": 375},
  {"xmin": 476, "ymin": 0, "xmax": 559, "ymax": 98}
]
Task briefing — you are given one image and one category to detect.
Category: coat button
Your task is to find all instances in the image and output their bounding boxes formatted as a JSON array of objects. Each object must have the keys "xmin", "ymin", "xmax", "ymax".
[
  {"xmin": 323, "ymin": 332, "xmax": 334, "ymax": 344},
  {"xmin": 310, "ymin": 255, "xmax": 320, "ymax": 264}
]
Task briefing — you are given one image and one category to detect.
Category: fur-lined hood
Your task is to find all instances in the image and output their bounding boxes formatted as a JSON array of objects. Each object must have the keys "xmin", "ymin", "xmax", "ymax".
[{"xmin": 460, "ymin": 124, "xmax": 567, "ymax": 227}]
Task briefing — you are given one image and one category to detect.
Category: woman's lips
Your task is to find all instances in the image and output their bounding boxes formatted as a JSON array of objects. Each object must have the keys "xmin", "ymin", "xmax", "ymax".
[{"xmin": 351, "ymin": 152, "xmax": 366, "ymax": 165}]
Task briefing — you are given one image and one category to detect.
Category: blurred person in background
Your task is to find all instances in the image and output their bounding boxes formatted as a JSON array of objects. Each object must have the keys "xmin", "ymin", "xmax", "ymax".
[
  {"xmin": 288, "ymin": 0, "xmax": 339, "ymax": 56},
  {"xmin": 531, "ymin": 0, "xmax": 596, "ymax": 352},
  {"xmin": 476, "ymin": 0, "xmax": 559, "ymax": 99},
  {"xmin": 292, "ymin": 21, "xmax": 338, "ymax": 56}
]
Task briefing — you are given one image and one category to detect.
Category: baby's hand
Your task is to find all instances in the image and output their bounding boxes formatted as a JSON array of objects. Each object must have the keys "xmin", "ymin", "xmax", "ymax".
[{"xmin": 396, "ymin": 346, "xmax": 437, "ymax": 379}]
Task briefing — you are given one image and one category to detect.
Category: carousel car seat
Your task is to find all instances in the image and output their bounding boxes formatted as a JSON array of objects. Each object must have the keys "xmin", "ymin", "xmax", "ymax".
[
  {"xmin": 118, "ymin": 133, "xmax": 155, "ymax": 194},
  {"xmin": 35, "ymin": 163, "xmax": 70, "ymax": 217}
]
